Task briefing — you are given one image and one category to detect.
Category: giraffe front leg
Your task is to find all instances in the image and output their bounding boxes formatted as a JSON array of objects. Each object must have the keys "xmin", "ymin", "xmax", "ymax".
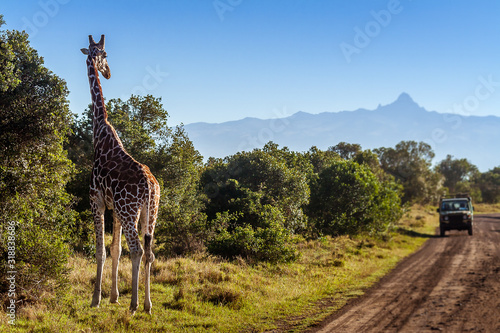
[
  {"xmin": 90, "ymin": 200, "xmax": 106, "ymax": 308},
  {"xmin": 110, "ymin": 212, "xmax": 122, "ymax": 304}
]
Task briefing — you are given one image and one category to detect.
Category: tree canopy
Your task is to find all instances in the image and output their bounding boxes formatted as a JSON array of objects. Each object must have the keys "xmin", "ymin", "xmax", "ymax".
[
  {"xmin": 436, "ymin": 155, "xmax": 479, "ymax": 194},
  {"xmin": 375, "ymin": 141, "xmax": 442, "ymax": 203},
  {"xmin": 0, "ymin": 19, "xmax": 74, "ymax": 301}
]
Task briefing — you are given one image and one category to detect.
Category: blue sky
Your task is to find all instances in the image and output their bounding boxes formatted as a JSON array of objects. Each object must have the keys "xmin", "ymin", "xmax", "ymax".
[{"xmin": 2, "ymin": 0, "xmax": 499, "ymax": 126}]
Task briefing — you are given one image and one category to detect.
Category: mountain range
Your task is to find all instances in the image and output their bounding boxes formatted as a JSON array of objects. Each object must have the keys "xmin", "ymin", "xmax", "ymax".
[{"xmin": 184, "ymin": 93, "xmax": 500, "ymax": 171}]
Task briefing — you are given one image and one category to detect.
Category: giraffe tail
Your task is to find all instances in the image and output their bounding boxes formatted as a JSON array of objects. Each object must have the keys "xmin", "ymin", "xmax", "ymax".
[
  {"xmin": 143, "ymin": 177, "xmax": 154, "ymax": 264},
  {"xmin": 144, "ymin": 233, "xmax": 154, "ymax": 264}
]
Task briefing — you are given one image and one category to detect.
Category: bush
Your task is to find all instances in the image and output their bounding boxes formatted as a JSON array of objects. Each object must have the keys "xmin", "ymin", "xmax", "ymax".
[
  {"xmin": 201, "ymin": 149, "xmax": 309, "ymax": 262},
  {"xmin": 202, "ymin": 150, "xmax": 310, "ymax": 233},
  {"xmin": 207, "ymin": 206, "xmax": 297, "ymax": 263},
  {"xmin": 308, "ymin": 160, "xmax": 402, "ymax": 236},
  {"xmin": 2, "ymin": 222, "xmax": 71, "ymax": 298}
]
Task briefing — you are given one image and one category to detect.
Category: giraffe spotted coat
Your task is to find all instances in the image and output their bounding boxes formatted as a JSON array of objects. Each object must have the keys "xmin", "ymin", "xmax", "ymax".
[{"xmin": 82, "ymin": 35, "xmax": 160, "ymax": 314}]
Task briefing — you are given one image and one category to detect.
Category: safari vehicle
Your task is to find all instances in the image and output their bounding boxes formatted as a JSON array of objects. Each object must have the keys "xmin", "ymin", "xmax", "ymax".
[{"xmin": 437, "ymin": 194, "xmax": 473, "ymax": 237}]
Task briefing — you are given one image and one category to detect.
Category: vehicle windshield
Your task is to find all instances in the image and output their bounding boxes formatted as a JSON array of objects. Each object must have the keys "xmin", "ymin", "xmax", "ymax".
[{"xmin": 441, "ymin": 200, "xmax": 470, "ymax": 211}]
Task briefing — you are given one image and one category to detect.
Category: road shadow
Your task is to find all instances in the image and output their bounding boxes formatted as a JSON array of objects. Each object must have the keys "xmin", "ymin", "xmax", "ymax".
[
  {"xmin": 396, "ymin": 227, "xmax": 439, "ymax": 239},
  {"xmin": 477, "ymin": 214, "xmax": 500, "ymax": 223}
]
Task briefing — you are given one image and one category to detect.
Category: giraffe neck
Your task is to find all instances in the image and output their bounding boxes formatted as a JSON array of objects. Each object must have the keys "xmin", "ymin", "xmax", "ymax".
[
  {"xmin": 86, "ymin": 56, "xmax": 108, "ymax": 133},
  {"xmin": 86, "ymin": 56, "xmax": 124, "ymax": 153}
]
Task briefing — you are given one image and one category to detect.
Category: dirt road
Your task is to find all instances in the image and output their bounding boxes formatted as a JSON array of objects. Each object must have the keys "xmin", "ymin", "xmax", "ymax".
[{"xmin": 310, "ymin": 214, "xmax": 500, "ymax": 333}]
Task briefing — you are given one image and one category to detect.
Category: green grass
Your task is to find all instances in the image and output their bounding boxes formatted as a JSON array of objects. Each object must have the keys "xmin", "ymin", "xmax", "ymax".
[{"xmin": 2, "ymin": 205, "xmax": 439, "ymax": 332}]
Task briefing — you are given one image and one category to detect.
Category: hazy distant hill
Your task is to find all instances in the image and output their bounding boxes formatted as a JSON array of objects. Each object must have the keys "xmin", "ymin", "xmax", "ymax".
[{"xmin": 184, "ymin": 93, "xmax": 500, "ymax": 171}]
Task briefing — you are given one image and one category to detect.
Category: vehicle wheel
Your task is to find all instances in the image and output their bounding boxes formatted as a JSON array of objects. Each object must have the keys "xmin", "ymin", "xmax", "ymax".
[
  {"xmin": 440, "ymin": 226, "xmax": 445, "ymax": 237},
  {"xmin": 468, "ymin": 225, "xmax": 473, "ymax": 236}
]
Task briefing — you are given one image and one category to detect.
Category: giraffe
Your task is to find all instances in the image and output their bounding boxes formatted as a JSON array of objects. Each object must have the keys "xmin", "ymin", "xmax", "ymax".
[{"xmin": 81, "ymin": 35, "xmax": 160, "ymax": 314}]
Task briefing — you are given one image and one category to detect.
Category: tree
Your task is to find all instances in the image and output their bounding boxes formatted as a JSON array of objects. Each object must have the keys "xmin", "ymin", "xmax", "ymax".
[
  {"xmin": 306, "ymin": 146, "xmax": 340, "ymax": 174},
  {"xmin": 262, "ymin": 141, "xmax": 313, "ymax": 178},
  {"xmin": 66, "ymin": 109, "xmax": 93, "ymax": 212},
  {"xmin": 375, "ymin": 141, "xmax": 442, "ymax": 203},
  {"xmin": 475, "ymin": 167, "xmax": 500, "ymax": 203},
  {"xmin": 201, "ymin": 148, "xmax": 309, "ymax": 262},
  {"xmin": 329, "ymin": 142, "xmax": 386, "ymax": 179},
  {"xmin": 154, "ymin": 126, "xmax": 208, "ymax": 256},
  {"xmin": 0, "ymin": 20, "xmax": 75, "ymax": 302},
  {"xmin": 203, "ymin": 149, "xmax": 310, "ymax": 232},
  {"xmin": 329, "ymin": 142, "xmax": 362, "ymax": 160},
  {"xmin": 435, "ymin": 155, "xmax": 479, "ymax": 194},
  {"xmin": 105, "ymin": 96, "xmax": 170, "ymax": 162},
  {"xmin": 307, "ymin": 159, "xmax": 402, "ymax": 236}
]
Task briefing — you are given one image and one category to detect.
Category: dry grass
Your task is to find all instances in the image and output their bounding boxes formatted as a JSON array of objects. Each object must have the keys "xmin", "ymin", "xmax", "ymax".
[
  {"xmin": 473, "ymin": 202, "xmax": 500, "ymax": 213},
  {"xmin": 398, "ymin": 204, "xmax": 438, "ymax": 229}
]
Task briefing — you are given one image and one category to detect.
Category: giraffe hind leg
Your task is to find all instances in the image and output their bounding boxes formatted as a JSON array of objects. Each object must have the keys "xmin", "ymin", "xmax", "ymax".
[
  {"xmin": 110, "ymin": 212, "xmax": 122, "ymax": 304},
  {"xmin": 143, "ymin": 233, "xmax": 154, "ymax": 314},
  {"xmin": 141, "ymin": 188, "xmax": 159, "ymax": 314},
  {"xmin": 119, "ymin": 211, "xmax": 143, "ymax": 315},
  {"xmin": 140, "ymin": 205, "xmax": 155, "ymax": 264},
  {"xmin": 90, "ymin": 197, "xmax": 106, "ymax": 308}
]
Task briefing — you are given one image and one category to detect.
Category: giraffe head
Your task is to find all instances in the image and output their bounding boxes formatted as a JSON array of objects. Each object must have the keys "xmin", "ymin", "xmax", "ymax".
[{"xmin": 81, "ymin": 35, "xmax": 111, "ymax": 79}]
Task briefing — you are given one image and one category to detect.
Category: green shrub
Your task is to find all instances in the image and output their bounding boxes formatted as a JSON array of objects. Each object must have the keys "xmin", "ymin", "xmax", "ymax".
[
  {"xmin": 201, "ymin": 149, "xmax": 309, "ymax": 262},
  {"xmin": 308, "ymin": 160, "xmax": 403, "ymax": 236},
  {"xmin": 202, "ymin": 150, "xmax": 310, "ymax": 234},
  {"xmin": 207, "ymin": 206, "xmax": 297, "ymax": 263}
]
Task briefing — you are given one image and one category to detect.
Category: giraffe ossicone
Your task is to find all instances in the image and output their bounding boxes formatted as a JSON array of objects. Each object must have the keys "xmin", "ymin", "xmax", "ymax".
[{"xmin": 82, "ymin": 34, "xmax": 160, "ymax": 315}]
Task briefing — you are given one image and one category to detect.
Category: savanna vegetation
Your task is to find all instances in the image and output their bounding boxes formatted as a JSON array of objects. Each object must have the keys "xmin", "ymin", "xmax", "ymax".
[{"xmin": 2, "ymin": 17, "xmax": 500, "ymax": 331}]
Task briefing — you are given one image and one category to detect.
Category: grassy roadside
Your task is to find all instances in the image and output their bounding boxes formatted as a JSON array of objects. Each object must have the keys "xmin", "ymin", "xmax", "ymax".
[
  {"xmin": 473, "ymin": 202, "xmax": 500, "ymax": 214},
  {"xmin": 2, "ymin": 205, "xmax": 438, "ymax": 332}
]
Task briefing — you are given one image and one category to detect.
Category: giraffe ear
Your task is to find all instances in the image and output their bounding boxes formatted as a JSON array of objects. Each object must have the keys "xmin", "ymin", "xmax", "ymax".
[
  {"xmin": 81, "ymin": 48, "xmax": 89, "ymax": 55},
  {"xmin": 98, "ymin": 34, "xmax": 105, "ymax": 48}
]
